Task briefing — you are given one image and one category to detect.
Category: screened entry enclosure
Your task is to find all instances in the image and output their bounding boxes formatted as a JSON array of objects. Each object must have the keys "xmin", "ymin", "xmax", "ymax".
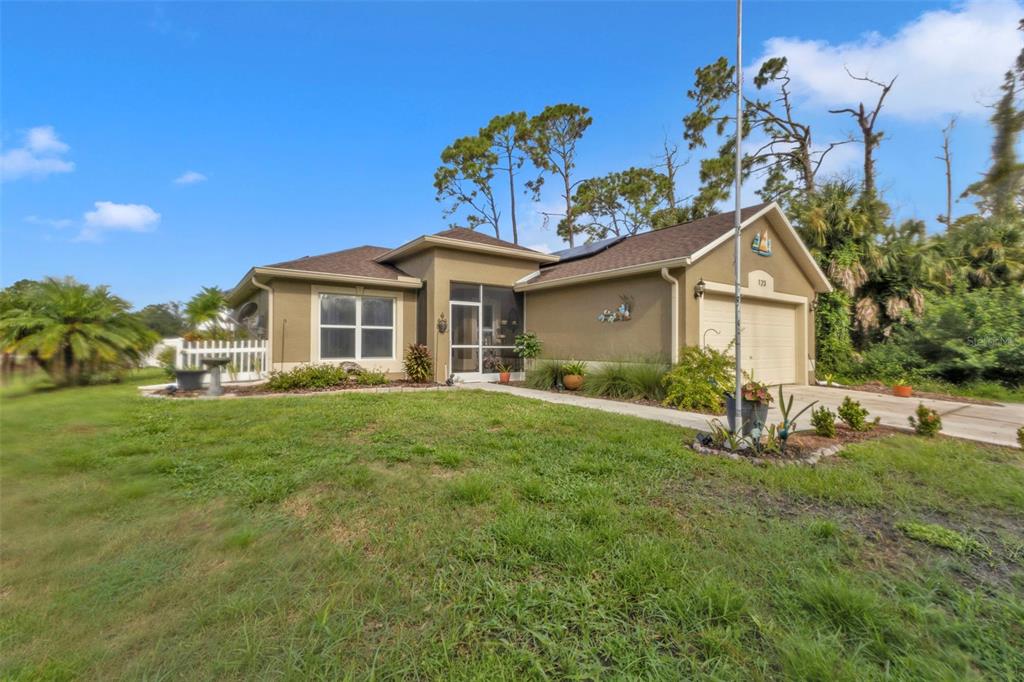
[{"xmin": 449, "ymin": 283, "xmax": 523, "ymax": 380}]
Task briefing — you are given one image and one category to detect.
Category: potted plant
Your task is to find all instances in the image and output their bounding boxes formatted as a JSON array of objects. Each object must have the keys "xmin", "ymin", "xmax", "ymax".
[
  {"xmin": 495, "ymin": 361, "xmax": 512, "ymax": 385},
  {"xmin": 561, "ymin": 360, "xmax": 587, "ymax": 391},
  {"xmin": 725, "ymin": 379, "xmax": 773, "ymax": 437},
  {"xmin": 892, "ymin": 376, "xmax": 913, "ymax": 398},
  {"xmin": 174, "ymin": 366, "xmax": 206, "ymax": 391}
]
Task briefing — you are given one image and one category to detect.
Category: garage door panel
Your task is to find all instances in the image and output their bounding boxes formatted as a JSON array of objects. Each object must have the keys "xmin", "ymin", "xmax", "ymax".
[{"xmin": 700, "ymin": 295, "xmax": 798, "ymax": 385}]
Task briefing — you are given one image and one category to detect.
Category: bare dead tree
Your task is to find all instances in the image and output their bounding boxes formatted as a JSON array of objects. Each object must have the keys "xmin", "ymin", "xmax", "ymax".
[
  {"xmin": 936, "ymin": 116, "xmax": 957, "ymax": 227},
  {"xmin": 748, "ymin": 59, "xmax": 852, "ymax": 197},
  {"xmin": 829, "ymin": 68, "xmax": 897, "ymax": 200},
  {"xmin": 653, "ymin": 135, "xmax": 688, "ymax": 208}
]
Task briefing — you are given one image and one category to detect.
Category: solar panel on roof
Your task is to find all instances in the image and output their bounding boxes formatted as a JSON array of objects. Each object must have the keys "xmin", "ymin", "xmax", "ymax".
[{"xmin": 552, "ymin": 235, "xmax": 626, "ymax": 263}]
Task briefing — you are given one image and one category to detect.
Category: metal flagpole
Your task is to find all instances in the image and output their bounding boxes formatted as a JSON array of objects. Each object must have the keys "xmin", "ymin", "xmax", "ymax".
[{"xmin": 733, "ymin": 0, "xmax": 744, "ymax": 436}]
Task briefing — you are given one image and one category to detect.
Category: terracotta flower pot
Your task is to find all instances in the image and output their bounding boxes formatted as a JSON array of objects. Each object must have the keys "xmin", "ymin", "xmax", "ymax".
[
  {"xmin": 563, "ymin": 374, "xmax": 584, "ymax": 391},
  {"xmin": 893, "ymin": 384, "xmax": 913, "ymax": 398},
  {"xmin": 498, "ymin": 371, "xmax": 511, "ymax": 384}
]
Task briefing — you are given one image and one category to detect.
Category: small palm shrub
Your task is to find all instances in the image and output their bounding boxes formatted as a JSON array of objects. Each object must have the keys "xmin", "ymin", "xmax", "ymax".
[
  {"xmin": 811, "ymin": 406, "xmax": 837, "ymax": 438},
  {"xmin": 403, "ymin": 343, "xmax": 433, "ymax": 383},
  {"xmin": 265, "ymin": 364, "xmax": 349, "ymax": 391},
  {"xmin": 583, "ymin": 361, "xmax": 669, "ymax": 401},
  {"xmin": 662, "ymin": 345, "xmax": 733, "ymax": 412},
  {"xmin": 838, "ymin": 396, "xmax": 877, "ymax": 431},
  {"xmin": 525, "ymin": 359, "xmax": 563, "ymax": 390},
  {"xmin": 355, "ymin": 368, "xmax": 389, "ymax": 386},
  {"xmin": 908, "ymin": 402, "xmax": 942, "ymax": 436}
]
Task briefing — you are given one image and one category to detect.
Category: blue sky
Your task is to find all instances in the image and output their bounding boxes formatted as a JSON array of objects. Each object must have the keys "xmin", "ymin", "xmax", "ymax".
[{"xmin": 2, "ymin": 1, "xmax": 1021, "ymax": 307}]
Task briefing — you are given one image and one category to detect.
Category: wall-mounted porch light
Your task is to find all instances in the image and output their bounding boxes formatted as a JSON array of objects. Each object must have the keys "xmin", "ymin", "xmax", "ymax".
[{"xmin": 694, "ymin": 278, "xmax": 706, "ymax": 299}]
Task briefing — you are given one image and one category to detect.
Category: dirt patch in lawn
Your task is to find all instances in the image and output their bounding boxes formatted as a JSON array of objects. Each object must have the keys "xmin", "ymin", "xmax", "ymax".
[{"xmin": 826, "ymin": 381, "xmax": 997, "ymax": 405}]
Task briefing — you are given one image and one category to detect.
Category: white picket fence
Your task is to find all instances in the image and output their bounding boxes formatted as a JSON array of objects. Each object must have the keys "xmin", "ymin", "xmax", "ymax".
[{"xmin": 176, "ymin": 339, "xmax": 268, "ymax": 382}]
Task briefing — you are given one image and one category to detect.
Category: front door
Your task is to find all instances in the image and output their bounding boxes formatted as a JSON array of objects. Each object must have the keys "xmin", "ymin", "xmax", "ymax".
[{"xmin": 449, "ymin": 283, "xmax": 523, "ymax": 382}]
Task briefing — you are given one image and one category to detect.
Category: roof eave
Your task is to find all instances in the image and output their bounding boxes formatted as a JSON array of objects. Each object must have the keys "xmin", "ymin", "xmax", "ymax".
[
  {"xmin": 515, "ymin": 257, "xmax": 691, "ymax": 292},
  {"xmin": 375, "ymin": 235, "xmax": 560, "ymax": 264},
  {"xmin": 227, "ymin": 266, "xmax": 422, "ymax": 305}
]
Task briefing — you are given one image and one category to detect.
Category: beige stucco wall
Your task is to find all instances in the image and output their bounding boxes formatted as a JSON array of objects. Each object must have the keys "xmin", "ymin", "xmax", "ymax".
[
  {"xmin": 268, "ymin": 278, "xmax": 415, "ymax": 374},
  {"xmin": 393, "ymin": 247, "xmax": 542, "ymax": 382},
  {"xmin": 682, "ymin": 215, "xmax": 817, "ymax": 382},
  {"xmin": 524, "ymin": 272, "xmax": 674, "ymax": 362}
]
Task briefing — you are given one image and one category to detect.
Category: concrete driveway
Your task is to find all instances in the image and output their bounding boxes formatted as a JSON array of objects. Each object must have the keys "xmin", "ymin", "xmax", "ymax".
[
  {"xmin": 467, "ymin": 382, "xmax": 1022, "ymax": 449},
  {"xmin": 770, "ymin": 385, "xmax": 1024, "ymax": 448}
]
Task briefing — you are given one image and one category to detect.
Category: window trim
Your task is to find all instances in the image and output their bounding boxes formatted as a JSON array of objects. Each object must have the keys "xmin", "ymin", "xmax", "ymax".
[{"xmin": 317, "ymin": 292, "xmax": 396, "ymax": 361}]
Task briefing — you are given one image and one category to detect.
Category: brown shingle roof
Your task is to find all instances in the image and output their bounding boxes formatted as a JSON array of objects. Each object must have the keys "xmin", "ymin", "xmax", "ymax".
[
  {"xmin": 433, "ymin": 227, "xmax": 539, "ymax": 253},
  {"xmin": 265, "ymin": 245, "xmax": 410, "ymax": 279},
  {"xmin": 532, "ymin": 204, "xmax": 770, "ymax": 284}
]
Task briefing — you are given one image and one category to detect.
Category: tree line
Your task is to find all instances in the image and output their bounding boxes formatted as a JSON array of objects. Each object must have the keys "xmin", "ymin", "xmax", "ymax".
[{"xmin": 434, "ymin": 22, "xmax": 1024, "ymax": 384}]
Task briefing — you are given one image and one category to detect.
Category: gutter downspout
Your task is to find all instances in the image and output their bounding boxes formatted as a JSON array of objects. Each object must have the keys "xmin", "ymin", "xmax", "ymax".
[
  {"xmin": 660, "ymin": 268, "xmax": 680, "ymax": 364},
  {"xmin": 250, "ymin": 276, "xmax": 274, "ymax": 373}
]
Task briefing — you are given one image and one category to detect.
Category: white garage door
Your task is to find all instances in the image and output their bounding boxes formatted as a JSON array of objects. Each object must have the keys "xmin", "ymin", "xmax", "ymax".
[{"xmin": 700, "ymin": 295, "xmax": 799, "ymax": 385}]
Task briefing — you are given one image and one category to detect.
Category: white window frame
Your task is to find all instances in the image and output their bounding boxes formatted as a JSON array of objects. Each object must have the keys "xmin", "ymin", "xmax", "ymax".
[
  {"xmin": 449, "ymin": 283, "xmax": 522, "ymax": 380},
  {"xmin": 317, "ymin": 293, "xmax": 395, "ymax": 361}
]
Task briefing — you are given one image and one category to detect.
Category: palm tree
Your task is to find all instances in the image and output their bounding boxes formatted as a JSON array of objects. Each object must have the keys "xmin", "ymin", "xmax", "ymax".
[
  {"xmin": 0, "ymin": 277, "xmax": 157, "ymax": 385},
  {"xmin": 943, "ymin": 214, "xmax": 1024, "ymax": 288},
  {"xmin": 184, "ymin": 286, "xmax": 227, "ymax": 331}
]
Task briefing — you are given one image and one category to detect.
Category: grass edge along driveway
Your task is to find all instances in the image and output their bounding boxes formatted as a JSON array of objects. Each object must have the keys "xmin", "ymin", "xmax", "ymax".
[{"xmin": 2, "ymin": 374, "xmax": 1022, "ymax": 679}]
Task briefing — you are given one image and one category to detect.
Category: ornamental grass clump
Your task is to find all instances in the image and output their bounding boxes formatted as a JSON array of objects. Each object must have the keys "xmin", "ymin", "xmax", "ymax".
[
  {"xmin": 524, "ymin": 359, "xmax": 563, "ymax": 390},
  {"xmin": 908, "ymin": 402, "xmax": 942, "ymax": 436},
  {"xmin": 583, "ymin": 360, "xmax": 669, "ymax": 401}
]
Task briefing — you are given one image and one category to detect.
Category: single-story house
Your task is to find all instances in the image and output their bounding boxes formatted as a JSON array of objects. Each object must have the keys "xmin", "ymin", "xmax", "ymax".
[{"xmin": 226, "ymin": 202, "xmax": 832, "ymax": 385}]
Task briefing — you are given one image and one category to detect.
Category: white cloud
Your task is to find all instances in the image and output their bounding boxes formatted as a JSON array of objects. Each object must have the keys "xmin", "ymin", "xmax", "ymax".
[
  {"xmin": 78, "ymin": 201, "xmax": 161, "ymax": 242},
  {"xmin": 755, "ymin": 0, "xmax": 1024, "ymax": 120},
  {"xmin": 0, "ymin": 125, "xmax": 75, "ymax": 181},
  {"xmin": 25, "ymin": 215, "xmax": 74, "ymax": 229},
  {"xmin": 174, "ymin": 170, "xmax": 207, "ymax": 185}
]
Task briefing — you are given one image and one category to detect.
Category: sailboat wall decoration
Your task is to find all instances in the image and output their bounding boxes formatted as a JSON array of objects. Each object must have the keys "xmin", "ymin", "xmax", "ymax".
[{"xmin": 751, "ymin": 230, "xmax": 772, "ymax": 257}]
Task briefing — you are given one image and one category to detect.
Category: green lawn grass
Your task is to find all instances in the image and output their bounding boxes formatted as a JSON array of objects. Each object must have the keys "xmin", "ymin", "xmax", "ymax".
[{"xmin": 2, "ymin": 372, "xmax": 1023, "ymax": 679}]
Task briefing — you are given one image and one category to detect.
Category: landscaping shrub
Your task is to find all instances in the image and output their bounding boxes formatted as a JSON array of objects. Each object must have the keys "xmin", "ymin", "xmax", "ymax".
[
  {"xmin": 524, "ymin": 359, "xmax": 563, "ymax": 390},
  {"xmin": 265, "ymin": 364, "xmax": 350, "ymax": 391},
  {"xmin": 1018, "ymin": 425, "xmax": 1024, "ymax": 450},
  {"xmin": 403, "ymin": 343, "xmax": 433, "ymax": 383},
  {"xmin": 814, "ymin": 290, "xmax": 855, "ymax": 377},
  {"xmin": 355, "ymin": 368, "xmax": 388, "ymax": 386},
  {"xmin": 908, "ymin": 402, "xmax": 942, "ymax": 437},
  {"xmin": 157, "ymin": 346, "xmax": 177, "ymax": 379},
  {"xmin": 513, "ymin": 331, "xmax": 543, "ymax": 360},
  {"xmin": 583, "ymin": 360, "xmax": 669, "ymax": 401},
  {"xmin": 853, "ymin": 288, "xmax": 1024, "ymax": 386},
  {"xmin": 662, "ymin": 345, "xmax": 733, "ymax": 412},
  {"xmin": 837, "ymin": 396, "xmax": 876, "ymax": 431},
  {"xmin": 810, "ymin": 406, "xmax": 837, "ymax": 438}
]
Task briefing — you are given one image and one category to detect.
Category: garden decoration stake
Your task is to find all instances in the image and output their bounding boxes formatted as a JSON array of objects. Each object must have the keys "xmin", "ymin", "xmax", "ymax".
[{"xmin": 777, "ymin": 385, "xmax": 817, "ymax": 453}]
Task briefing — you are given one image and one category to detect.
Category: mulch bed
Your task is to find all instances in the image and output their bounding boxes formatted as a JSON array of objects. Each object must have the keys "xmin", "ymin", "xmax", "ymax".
[
  {"xmin": 693, "ymin": 424, "xmax": 903, "ymax": 466},
  {"xmin": 150, "ymin": 380, "xmax": 442, "ymax": 399},
  {"xmin": 826, "ymin": 380, "xmax": 997, "ymax": 406}
]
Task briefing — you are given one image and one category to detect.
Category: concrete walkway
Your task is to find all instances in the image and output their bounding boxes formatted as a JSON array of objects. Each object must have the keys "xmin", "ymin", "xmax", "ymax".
[{"xmin": 462, "ymin": 382, "xmax": 1023, "ymax": 448}]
